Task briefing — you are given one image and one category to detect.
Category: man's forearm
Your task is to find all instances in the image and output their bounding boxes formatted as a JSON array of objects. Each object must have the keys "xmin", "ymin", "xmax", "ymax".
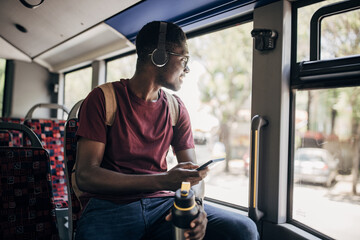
[
  {"xmin": 76, "ymin": 165, "xmax": 169, "ymax": 194},
  {"xmin": 76, "ymin": 162, "xmax": 203, "ymax": 195}
]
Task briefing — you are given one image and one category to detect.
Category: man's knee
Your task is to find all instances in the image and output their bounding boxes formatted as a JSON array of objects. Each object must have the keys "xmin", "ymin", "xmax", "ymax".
[
  {"xmin": 240, "ymin": 217, "xmax": 259, "ymax": 239},
  {"xmin": 205, "ymin": 206, "xmax": 259, "ymax": 239},
  {"xmin": 226, "ymin": 214, "xmax": 258, "ymax": 239}
]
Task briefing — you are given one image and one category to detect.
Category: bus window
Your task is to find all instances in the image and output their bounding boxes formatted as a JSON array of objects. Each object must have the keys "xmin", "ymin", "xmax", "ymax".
[
  {"xmin": 293, "ymin": 87, "xmax": 360, "ymax": 240},
  {"xmin": 106, "ymin": 54, "xmax": 136, "ymax": 82},
  {"xmin": 0, "ymin": 59, "xmax": 5, "ymax": 117},
  {"xmin": 321, "ymin": 9, "xmax": 360, "ymax": 60},
  {"xmin": 166, "ymin": 21, "xmax": 253, "ymax": 207},
  {"xmin": 297, "ymin": 0, "xmax": 342, "ymax": 62},
  {"xmin": 64, "ymin": 66, "xmax": 92, "ymax": 110},
  {"xmin": 292, "ymin": 1, "xmax": 360, "ymax": 239}
]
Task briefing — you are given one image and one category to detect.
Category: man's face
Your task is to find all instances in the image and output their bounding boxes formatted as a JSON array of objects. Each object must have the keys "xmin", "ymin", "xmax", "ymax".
[{"xmin": 155, "ymin": 41, "xmax": 190, "ymax": 91}]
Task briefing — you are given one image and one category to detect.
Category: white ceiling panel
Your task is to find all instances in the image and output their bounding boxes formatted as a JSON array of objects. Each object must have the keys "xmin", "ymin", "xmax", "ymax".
[
  {"xmin": 0, "ymin": 0, "xmax": 140, "ymax": 58},
  {"xmin": 33, "ymin": 23, "xmax": 135, "ymax": 73},
  {"xmin": 0, "ymin": 37, "xmax": 31, "ymax": 62}
]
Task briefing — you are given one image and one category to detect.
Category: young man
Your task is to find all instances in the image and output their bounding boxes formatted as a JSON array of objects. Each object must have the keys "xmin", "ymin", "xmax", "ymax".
[{"xmin": 75, "ymin": 21, "xmax": 258, "ymax": 240}]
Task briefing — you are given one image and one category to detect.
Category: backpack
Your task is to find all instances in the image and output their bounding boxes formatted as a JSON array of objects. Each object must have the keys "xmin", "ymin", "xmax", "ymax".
[{"xmin": 72, "ymin": 82, "xmax": 180, "ymax": 202}]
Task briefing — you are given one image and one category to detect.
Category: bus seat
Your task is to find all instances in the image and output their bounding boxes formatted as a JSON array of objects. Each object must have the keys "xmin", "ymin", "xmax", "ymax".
[
  {"xmin": 24, "ymin": 118, "xmax": 68, "ymax": 209},
  {"xmin": 0, "ymin": 122, "xmax": 60, "ymax": 240},
  {"xmin": 22, "ymin": 104, "xmax": 70, "ymax": 210},
  {"xmin": 64, "ymin": 100, "xmax": 83, "ymax": 240},
  {"xmin": 64, "ymin": 118, "xmax": 81, "ymax": 240}
]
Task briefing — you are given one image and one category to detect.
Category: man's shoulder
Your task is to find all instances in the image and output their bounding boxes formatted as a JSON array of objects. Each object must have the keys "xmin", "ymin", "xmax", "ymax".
[{"xmin": 83, "ymin": 86, "xmax": 104, "ymax": 105}]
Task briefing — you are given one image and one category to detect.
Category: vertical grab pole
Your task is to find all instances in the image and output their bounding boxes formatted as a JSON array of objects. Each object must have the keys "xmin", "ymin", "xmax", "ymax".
[{"xmin": 249, "ymin": 115, "xmax": 268, "ymax": 222}]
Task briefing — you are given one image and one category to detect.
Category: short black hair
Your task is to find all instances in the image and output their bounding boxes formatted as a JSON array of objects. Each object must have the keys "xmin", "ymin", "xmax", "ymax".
[{"xmin": 135, "ymin": 21, "xmax": 187, "ymax": 61}]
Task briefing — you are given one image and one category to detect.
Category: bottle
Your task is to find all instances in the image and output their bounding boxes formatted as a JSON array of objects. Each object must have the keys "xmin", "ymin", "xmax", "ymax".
[{"xmin": 172, "ymin": 182, "xmax": 199, "ymax": 240}]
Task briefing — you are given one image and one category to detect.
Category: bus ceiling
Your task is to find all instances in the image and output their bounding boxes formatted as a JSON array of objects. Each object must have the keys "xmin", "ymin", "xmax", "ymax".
[{"xmin": 0, "ymin": 0, "xmax": 279, "ymax": 73}]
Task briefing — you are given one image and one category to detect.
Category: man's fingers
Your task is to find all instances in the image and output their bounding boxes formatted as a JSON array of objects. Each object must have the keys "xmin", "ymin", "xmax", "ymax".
[
  {"xmin": 165, "ymin": 211, "xmax": 172, "ymax": 222},
  {"xmin": 179, "ymin": 162, "xmax": 199, "ymax": 169},
  {"xmin": 184, "ymin": 210, "xmax": 207, "ymax": 240}
]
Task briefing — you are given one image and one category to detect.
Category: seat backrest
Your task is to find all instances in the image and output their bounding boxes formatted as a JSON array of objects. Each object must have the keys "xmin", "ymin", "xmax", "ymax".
[
  {"xmin": 63, "ymin": 99, "xmax": 83, "ymax": 239},
  {"xmin": 64, "ymin": 118, "xmax": 82, "ymax": 240},
  {"xmin": 0, "ymin": 122, "xmax": 59, "ymax": 240},
  {"xmin": 21, "ymin": 102, "xmax": 70, "ymax": 209},
  {"xmin": 24, "ymin": 118, "xmax": 68, "ymax": 209}
]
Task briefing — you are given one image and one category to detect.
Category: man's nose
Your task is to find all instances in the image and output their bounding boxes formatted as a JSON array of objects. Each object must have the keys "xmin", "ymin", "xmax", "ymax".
[{"xmin": 184, "ymin": 65, "xmax": 190, "ymax": 73}]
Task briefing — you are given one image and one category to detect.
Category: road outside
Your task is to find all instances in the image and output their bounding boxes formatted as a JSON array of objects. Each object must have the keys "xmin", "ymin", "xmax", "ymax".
[{"xmin": 293, "ymin": 175, "xmax": 360, "ymax": 240}]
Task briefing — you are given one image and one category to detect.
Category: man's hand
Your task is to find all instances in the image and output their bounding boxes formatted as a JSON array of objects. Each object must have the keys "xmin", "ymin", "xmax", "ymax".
[
  {"xmin": 166, "ymin": 162, "xmax": 208, "ymax": 191},
  {"xmin": 166, "ymin": 207, "xmax": 208, "ymax": 240}
]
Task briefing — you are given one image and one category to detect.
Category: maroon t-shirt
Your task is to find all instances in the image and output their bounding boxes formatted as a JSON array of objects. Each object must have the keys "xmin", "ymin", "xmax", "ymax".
[{"xmin": 76, "ymin": 79, "xmax": 194, "ymax": 203}]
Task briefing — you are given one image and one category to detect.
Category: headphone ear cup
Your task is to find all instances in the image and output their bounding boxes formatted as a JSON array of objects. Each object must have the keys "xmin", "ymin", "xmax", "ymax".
[{"xmin": 151, "ymin": 49, "xmax": 168, "ymax": 67}]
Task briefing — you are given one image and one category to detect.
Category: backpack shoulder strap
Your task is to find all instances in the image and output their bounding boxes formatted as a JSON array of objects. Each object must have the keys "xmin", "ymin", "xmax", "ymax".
[
  {"xmin": 163, "ymin": 90, "xmax": 179, "ymax": 127},
  {"xmin": 98, "ymin": 82, "xmax": 117, "ymax": 126}
]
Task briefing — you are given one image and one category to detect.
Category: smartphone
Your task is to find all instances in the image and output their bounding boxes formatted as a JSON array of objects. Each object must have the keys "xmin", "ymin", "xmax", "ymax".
[{"xmin": 196, "ymin": 158, "xmax": 225, "ymax": 171}]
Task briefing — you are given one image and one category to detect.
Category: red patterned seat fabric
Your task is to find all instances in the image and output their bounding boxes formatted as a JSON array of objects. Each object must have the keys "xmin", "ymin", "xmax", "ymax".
[
  {"xmin": 0, "ymin": 118, "xmax": 26, "ymax": 147},
  {"xmin": 65, "ymin": 118, "xmax": 82, "ymax": 238},
  {"xmin": 0, "ymin": 147, "xmax": 59, "ymax": 240},
  {"xmin": 24, "ymin": 119, "xmax": 68, "ymax": 208},
  {"xmin": 0, "ymin": 131, "xmax": 12, "ymax": 146}
]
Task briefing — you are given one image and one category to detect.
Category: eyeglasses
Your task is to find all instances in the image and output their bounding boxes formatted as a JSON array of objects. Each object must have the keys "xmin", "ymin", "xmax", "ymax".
[{"xmin": 167, "ymin": 51, "xmax": 190, "ymax": 69}]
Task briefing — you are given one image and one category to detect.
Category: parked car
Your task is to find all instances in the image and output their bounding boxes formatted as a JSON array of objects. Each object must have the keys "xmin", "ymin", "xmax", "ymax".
[{"xmin": 294, "ymin": 148, "xmax": 339, "ymax": 187}]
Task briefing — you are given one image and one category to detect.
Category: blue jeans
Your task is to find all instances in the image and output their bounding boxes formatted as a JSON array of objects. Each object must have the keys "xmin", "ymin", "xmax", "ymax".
[{"xmin": 75, "ymin": 197, "xmax": 259, "ymax": 240}]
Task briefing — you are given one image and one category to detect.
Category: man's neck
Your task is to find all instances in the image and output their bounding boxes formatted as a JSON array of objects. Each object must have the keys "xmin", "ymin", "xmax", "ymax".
[{"xmin": 129, "ymin": 74, "xmax": 160, "ymax": 102}]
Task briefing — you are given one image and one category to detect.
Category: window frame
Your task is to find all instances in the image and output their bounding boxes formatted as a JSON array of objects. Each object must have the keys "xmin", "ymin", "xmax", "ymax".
[
  {"xmin": 2, "ymin": 59, "xmax": 12, "ymax": 117},
  {"xmin": 288, "ymin": 1, "xmax": 360, "ymax": 239},
  {"xmin": 309, "ymin": 0, "xmax": 360, "ymax": 61},
  {"xmin": 291, "ymin": 0, "xmax": 360, "ymax": 90}
]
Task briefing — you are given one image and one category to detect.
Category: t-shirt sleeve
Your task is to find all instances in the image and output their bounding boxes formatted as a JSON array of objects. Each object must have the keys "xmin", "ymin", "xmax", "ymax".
[
  {"xmin": 171, "ymin": 95, "xmax": 195, "ymax": 152},
  {"xmin": 76, "ymin": 87, "xmax": 108, "ymax": 144}
]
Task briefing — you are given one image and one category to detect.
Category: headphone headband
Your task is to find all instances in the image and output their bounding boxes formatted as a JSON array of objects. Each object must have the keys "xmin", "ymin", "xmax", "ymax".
[
  {"xmin": 157, "ymin": 22, "xmax": 167, "ymax": 51},
  {"xmin": 151, "ymin": 22, "xmax": 168, "ymax": 67}
]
